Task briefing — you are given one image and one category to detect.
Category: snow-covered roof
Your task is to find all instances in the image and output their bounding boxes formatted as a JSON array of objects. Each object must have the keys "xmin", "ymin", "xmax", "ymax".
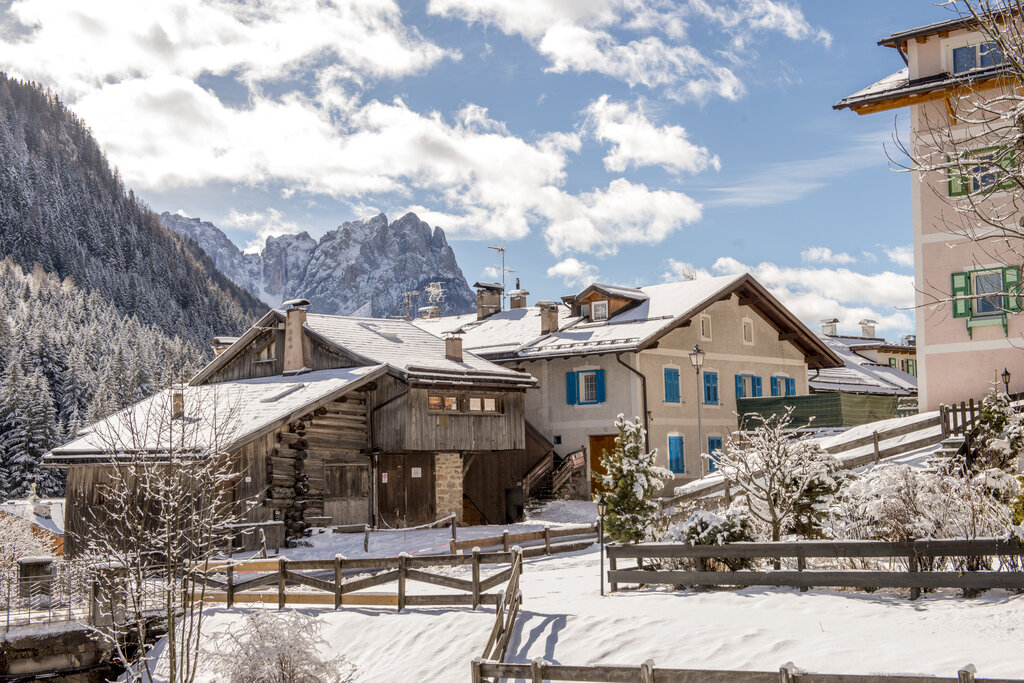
[
  {"xmin": 810, "ymin": 335, "xmax": 917, "ymax": 396},
  {"xmin": 835, "ymin": 64, "xmax": 1010, "ymax": 112},
  {"xmin": 0, "ymin": 498, "xmax": 65, "ymax": 536},
  {"xmin": 416, "ymin": 274, "xmax": 842, "ymax": 369},
  {"xmin": 45, "ymin": 366, "xmax": 387, "ymax": 463}
]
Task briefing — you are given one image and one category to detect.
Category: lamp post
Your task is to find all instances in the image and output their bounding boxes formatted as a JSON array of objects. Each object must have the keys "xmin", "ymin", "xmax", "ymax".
[
  {"xmin": 1002, "ymin": 368, "xmax": 1012, "ymax": 395},
  {"xmin": 689, "ymin": 344, "xmax": 706, "ymax": 476},
  {"xmin": 597, "ymin": 496, "xmax": 607, "ymax": 596}
]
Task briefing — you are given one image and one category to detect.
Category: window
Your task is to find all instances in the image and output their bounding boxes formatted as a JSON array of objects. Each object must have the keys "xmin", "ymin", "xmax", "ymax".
[
  {"xmin": 951, "ymin": 267, "xmax": 1022, "ymax": 321},
  {"xmin": 707, "ymin": 436, "xmax": 723, "ymax": 472},
  {"xmin": 580, "ymin": 303, "xmax": 591, "ymax": 318},
  {"xmin": 591, "ymin": 300, "xmax": 609, "ymax": 321},
  {"xmin": 948, "ymin": 147, "xmax": 1014, "ymax": 197},
  {"xmin": 469, "ymin": 397, "xmax": 482, "ymax": 412},
  {"xmin": 428, "ymin": 395, "xmax": 443, "ymax": 411},
  {"xmin": 952, "ymin": 41, "xmax": 1002, "ymax": 74},
  {"xmin": 663, "ymin": 367, "xmax": 681, "ymax": 403},
  {"xmin": 785, "ymin": 377, "xmax": 797, "ymax": 396},
  {"xmin": 889, "ymin": 358, "xmax": 897, "ymax": 368},
  {"xmin": 735, "ymin": 374, "xmax": 745, "ymax": 399},
  {"xmin": 771, "ymin": 376, "xmax": 795, "ymax": 397},
  {"xmin": 255, "ymin": 338, "xmax": 276, "ymax": 362},
  {"xmin": 742, "ymin": 319, "xmax": 754, "ymax": 344},
  {"xmin": 699, "ymin": 314, "xmax": 712, "ymax": 341},
  {"xmin": 566, "ymin": 370, "xmax": 605, "ymax": 405},
  {"xmin": 483, "ymin": 397, "xmax": 499, "ymax": 413},
  {"xmin": 428, "ymin": 395, "xmax": 461, "ymax": 412},
  {"xmin": 771, "ymin": 376, "xmax": 780, "ymax": 397},
  {"xmin": 735, "ymin": 374, "xmax": 762, "ymax": 399},
  {"xmin": 702, "ymin": 371, "xmax": 719, "ymax": 405},
  {"xmin": 751, "ymin": 376, "xmax": 763, "ymax": 398},
  {"xmin": 444, "ymin": 396, "xmax": 460, "ymax": 411},
  {"xmin": 907, "ymin": 359, "xmax": 917, "ymax": 376},
  {"xmin": 668, "ymin": 435, "xmax": 685, "ymax": 474}
]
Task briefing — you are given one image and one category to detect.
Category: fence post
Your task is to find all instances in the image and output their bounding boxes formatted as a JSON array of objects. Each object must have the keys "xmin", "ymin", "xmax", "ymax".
[
  {"xmin": 334, "ymin": 555, "xmax": 343, "ymax": 610},
  {"xmin": 397, "ymin": 553, "xmax": 407, "ymax": 612},
  {"xmin": 796, "ymin": 549, "xmax": 807, "ymax": 593},
  {"xmin": 779, "ymin": 663, "xmax": 796, "ymax": 683},
  {"xmin": 544, "ymin": 526, "xmax": 551, "ymax": 555},
  {"xmin": 451, "ymin": 518, "xmax": 458, "ymax": 547},
  {"xmin": 609, "ymin": 552, "xmax": 618, "ymax": 592},
  {"xmin": 908, "ymin": 543, "xmax": 920, "ymax": 601},
  {"xmin": 471, "ymin": 657, "xmax": 483, "ymax": 683},
  {"xmin": 530, "ymin": 658, "xmax": 546, "ymax": 683},
  {"xmin": 640, "ymin": 659, "xmax": 655, "ymax": 683},
  {"xmin": 226, "ymin": 564, "xmax": 234, "ymax": 609},
  {"xmin": 503, "ymin": 530, "xmax": 510, "ymax": 552},
  {"xmin": 872, "ymin": 431, "xmax": 880, "ymax": 464},
  {"xmin": 940, "ymin": 405, "xmax": 949, "ymax": 438},
  {"xmin": 278, "ymin": 558, "xmax": 287, "ymax": 610},
  {"xmin": 364, "ymin": 525, "xmax": 370, "ymax": 553},
  {"xmin": 958, "ymin": 664, "xmax": 976, "ymax": 683},
  {"xmin": 472, "ymin": 549, "xmax": 481, "ymax": 610}
]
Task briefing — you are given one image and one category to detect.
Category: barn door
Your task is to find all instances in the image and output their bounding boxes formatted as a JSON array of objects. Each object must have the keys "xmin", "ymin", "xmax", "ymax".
[
  {"xmin": 377, "ymin": 453, "xmax": 435, "ymax": 527},
  {"xmin": 589, "ymin": 434, "xmax": 617, "ymax": 493},
  {"xmin": 324, "ymin": 462, "xmax": 370, "ymax": 525}
]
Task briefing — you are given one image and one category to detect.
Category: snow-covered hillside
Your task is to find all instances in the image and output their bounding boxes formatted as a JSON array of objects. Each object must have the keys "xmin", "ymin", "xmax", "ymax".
[{"xmin": 160, "ymin": 212, "xmax": 475, "ymax": 318}]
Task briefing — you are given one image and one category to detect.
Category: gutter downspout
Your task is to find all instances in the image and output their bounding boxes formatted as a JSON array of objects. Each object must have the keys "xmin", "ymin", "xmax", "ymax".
[{"xmin": 615, "ymin": 352, "xmax": 649, "ymax": 452}]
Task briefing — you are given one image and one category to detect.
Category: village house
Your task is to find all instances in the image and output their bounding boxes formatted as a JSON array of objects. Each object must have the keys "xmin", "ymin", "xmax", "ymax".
[
  {"xmin": 810, "ymin": 319, "xmax": 918, "ymax": 397},
  {"xmin": 414, "ymin": 275, "xmax": 842, "ymax": 490},
  {"xmin": 44, "ymin": 300, "xmax": 539, "ymax": 554},
  {"xmin": 1, "ymin": 486, "xmax": 65, "ymax": 555},
  {"xmin": 835, "ymin": 13, "xmax": 1023, "ymax": 410}
]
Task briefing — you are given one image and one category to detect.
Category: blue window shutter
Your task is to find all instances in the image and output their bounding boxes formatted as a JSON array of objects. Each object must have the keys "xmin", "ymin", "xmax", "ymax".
[
  {"xmin": 664, "ymin": 368, "xmax": 680, "ymax": 403},
  {"xmin": 770, "ymin": 377, "xmax": 780, "ymax": 397},
  {"xmin": 566, "ymin": 371, "xmax": 578, "ymax": 405},
  {"xmin": 595, "ymin": 369, "xmax": 606, "ymax": 403},
  {"xmin": 703, "ymin": 371, "xmax": 719, "ymax": 405},
  {"xmin": 786, "ymin": 377, "xmax": 796, "ymax": 396},
  {"xmin": 734, "ymin": 374, "xmax": 745, "ymax": 399},
  {"xmin": 668, "ymin": 436, "xmax": 684, "ymax": 473},
  {"xmin": 707, "ymin": 437, "xmax": 723, "ymax": 472},
  {"xmin": 752, "ymin": 376, "xmax": 763, "ymax": 397}
]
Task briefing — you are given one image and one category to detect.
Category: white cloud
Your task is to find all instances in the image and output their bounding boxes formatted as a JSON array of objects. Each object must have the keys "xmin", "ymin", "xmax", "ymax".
[
  {"xmin": 584, "ymin": 95, "xmax": 720, "ymax": 174},
  {"xmin": 547, "ymin": 258, "xmax": 599, "ymax": 288},
  {"xmin": 800, "ymin": 247, "xmax": 856, "ymax": 265},
  {"xmin": 711, "ymin": 257, "xmax": 915, "ymax": 335},
  {"xmin": 687, "ymin": 0, "xmax": 832, "ymax": 48},
  {"xmin": 221, "ymin": 208, "xmax": 305, "ymax": 253},
  {"xmin": 885, "ymin": 245, "xmax": 915, "ymax": 268}
]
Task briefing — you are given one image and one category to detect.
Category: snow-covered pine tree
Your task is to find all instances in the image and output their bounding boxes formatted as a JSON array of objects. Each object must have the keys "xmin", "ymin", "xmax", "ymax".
[{"xmin": 594, "ymin": 414, "xmax": 673, "ymax": 543}]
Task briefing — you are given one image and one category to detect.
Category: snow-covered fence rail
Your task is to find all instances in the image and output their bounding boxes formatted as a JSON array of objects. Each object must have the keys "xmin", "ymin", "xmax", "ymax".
[
  {"xmin": 607, "ymin": 538, "xmax": 1024, "ymax": 599},
  {"xmin": 471, "ymin": 658, "xmax": 1019, "ymax": 682},
  {"xmin": 451, "ymin": 523, "xmax": 598, "ymax": 557},
  {"xmin": 480, "ymin": 548, "xmax": 522, "ymax": 665},
  {"xmin": 191, "ymin": 548, "xmax": 520, "ymax": 611}
]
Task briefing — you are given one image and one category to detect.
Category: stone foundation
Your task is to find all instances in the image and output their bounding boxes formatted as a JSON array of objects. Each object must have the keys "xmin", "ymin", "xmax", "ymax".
[{"xmin": 434, "ymin": 452, "xmax": 464, "ymax": 523}]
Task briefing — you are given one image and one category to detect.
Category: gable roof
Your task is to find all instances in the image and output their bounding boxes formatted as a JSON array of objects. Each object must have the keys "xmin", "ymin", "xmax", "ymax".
[
  {"xmin": 810, "ymin": 335, "xmax": 918, "ymax": 396},
  {"xmin": 415, "ymin": 274, "xmax": 842, "ymax": 369},
  {"xmin": 45, "ymin": 366, "xmax": 388, "ymax": 464},
  {"xmin": 190, "ymin": 309, "xmax": 536, "ymax": 388}
]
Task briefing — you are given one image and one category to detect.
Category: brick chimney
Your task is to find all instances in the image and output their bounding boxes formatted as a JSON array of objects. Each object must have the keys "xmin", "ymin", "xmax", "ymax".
[
  {"xmin": 171, "ymin": 384, "xmax": 185, "ymax": 420},
  {"xmin": 538, "ymin": 301, "xmax": 559, "ymax": 335},
  {"xmin": 210, "ymin": 336, "xmax": 237, "ymax": 357},
  {"xmin": 283, "ymin": 298, "xmax": 312, "ymax": 375},
  {"xmin": 858, "ymin": 319, "xmax": 877, "ymax": 338},
  {"xmin": 473, "ymin": 282, "xmax": 502, "ymax": 320},
  {"xmin": 509, "ymin": 277, "xmax": 529, "ymax": 309},
  {"xmin": 445, "ymin": 333, "xmax": 463, "ymax": 362},
  {"xmin": 820, "ymin": 318, "xmax": 839, "ymax": 336}
]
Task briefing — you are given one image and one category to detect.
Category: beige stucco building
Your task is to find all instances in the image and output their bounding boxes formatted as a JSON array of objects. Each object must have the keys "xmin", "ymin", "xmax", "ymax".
[
  {"xmin": 836, "ymin": 15, "xmax": 1023, "ymax": 409},
  {"xmin": 416, "ymin": 275, "xmax": 841, "ymax": 488}
]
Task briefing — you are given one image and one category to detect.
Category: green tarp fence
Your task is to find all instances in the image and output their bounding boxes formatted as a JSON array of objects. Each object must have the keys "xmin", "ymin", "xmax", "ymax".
[{"xmin": 736, "ymin": 393, "xmax": 899, "ymax": 429}]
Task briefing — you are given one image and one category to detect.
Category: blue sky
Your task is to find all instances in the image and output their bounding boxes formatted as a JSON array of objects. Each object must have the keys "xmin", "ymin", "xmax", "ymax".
[{"xmin": 0, "ymin": 1, "xmax": 959, "ymax": 337}]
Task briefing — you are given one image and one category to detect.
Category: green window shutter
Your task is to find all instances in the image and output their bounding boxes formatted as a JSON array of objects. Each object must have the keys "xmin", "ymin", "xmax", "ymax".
[
  {"xmin": 948, "ymin": 156, "xmax": 966, "ymax": 196},
  {"xmin": 951, "ymin": 271, "xmax": 971, "ymax": 318},
  {"xmin": 1003, "ymin": 266, "xmax": 1022, "ymax": 312}
]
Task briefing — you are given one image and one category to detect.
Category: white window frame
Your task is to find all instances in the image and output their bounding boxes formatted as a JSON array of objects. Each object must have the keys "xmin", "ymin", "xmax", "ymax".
[
  {"xmin": 699, "ymin": 314, "xmax": 712, "ymax": 341},
  {"xmin": 591, "ymin": 299, "xmax": 609, "ymax": 321},
  {"xmin": 741, "ymin": 317, "xmax": 754, "ymax": 345}
]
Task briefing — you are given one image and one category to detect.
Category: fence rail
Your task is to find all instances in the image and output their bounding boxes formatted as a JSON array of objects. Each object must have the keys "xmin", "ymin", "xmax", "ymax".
[
  {"xmin": 194, "ymin": 549, "xmax": 519, "ymax": 611},
  {"xmin": 451, "ymin": 524, "xmax": 598, "ymax": 557},
  {"xmin": 471, "ymin": 659, "xmax": 1020, "ymax": 683},
  {"xmin": 607, "ymin": 538, "xmax": 1024, "ymax": 598}
]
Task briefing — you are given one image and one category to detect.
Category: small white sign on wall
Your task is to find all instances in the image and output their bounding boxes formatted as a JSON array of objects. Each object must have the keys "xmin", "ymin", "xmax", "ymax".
[
  {"xmin": 411, "ymin": 467, "xmax": 422, "ymax": 478},
  {"xmin": 381, "ymin": 473, "xmax": 388, "ymax": 484}
]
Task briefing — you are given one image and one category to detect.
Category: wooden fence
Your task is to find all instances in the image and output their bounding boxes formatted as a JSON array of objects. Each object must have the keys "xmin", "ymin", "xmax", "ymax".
[
  {"xmin": 471, "ymin": 658, "xmax": 1020, "ymax": 683},
  {"xmin": 192, "ymin": 549, "xmax": 520, "ymax": 611},
  {"xmin": 451, "ymin": 524, "xmax": 598, "ymax": 558},
  {"xmin": 480, "ymin": 550, "xmax": 523, "ymax": 665},
  {"xmin": 606, "ymin": 538, "xmax": 1024, "ymax": 599}
]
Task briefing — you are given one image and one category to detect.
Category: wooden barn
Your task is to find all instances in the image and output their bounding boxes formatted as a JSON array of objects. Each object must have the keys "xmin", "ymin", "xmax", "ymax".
[{"xmin": 45, "ymin": 300, "xmax": 537, "ymax": 555}]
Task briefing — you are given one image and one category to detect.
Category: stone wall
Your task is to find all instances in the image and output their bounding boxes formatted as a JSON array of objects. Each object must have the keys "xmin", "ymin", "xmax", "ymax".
[{"xmin": 434, "ymin": 452, "xmax": 464, "ymax": 523}]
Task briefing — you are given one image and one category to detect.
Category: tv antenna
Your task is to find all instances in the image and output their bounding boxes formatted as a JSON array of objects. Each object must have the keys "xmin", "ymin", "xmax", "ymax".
[
  {"xmin": 487, "ymin": 245, "xmax": 516, "ymax": 310},
  {"xmin": 400, "ymin": 290, "xmax": 420, "ymax": 320},
  {"xmin": 425, "ymin": 281, "xmax": 446, "ymax": 309}
]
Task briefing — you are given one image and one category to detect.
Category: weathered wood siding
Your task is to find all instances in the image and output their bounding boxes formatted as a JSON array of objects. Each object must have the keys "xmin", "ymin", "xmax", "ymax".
[
  {"xmin": 370, "ymin": 384, "xmax": 526, "ymax": 452},
  {"xmin": 206, "ymin": 330, "xmax": 356, "ymax": 384},
  {"xmin": 63, "ymin": 466, "xmax": 112, "ymax": 556},
  {"xmin": 462, "ymin": 448, "xmax": 535, "ymax": 525}
]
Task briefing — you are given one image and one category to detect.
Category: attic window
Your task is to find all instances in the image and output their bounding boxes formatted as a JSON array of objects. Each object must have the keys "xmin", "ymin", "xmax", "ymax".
[
  {"xmin": 255, "ymin": 338, "xmax": 276, "ymax": 363},
  {"xmin": 700, "ymin": 314, "xmax": 712, "ymax": 341},
  {"xmin": 580, "ymin": 303, "xmax": 591, "ymax": 318},
  {"xmin": 591, "ymin": 300, "xmax": 609, "ymax": 321},
  {"xmin": 952, "ymin": 41, "xmax": 1002, "ymax": 74},
  {"xmin": 742, "ymin": 319, "xmax": 754, "ymax": 345}
]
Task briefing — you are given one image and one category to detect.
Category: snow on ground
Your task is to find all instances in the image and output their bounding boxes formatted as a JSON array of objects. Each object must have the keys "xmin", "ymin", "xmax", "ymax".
[{"xmin": 158, "ymin": 501, "xmax": 1023, "ymax": 681}]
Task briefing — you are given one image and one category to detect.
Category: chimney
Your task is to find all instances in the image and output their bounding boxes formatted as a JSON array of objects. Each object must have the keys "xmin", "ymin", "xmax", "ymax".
[
  {"xmin": 282, "ymin": 298, "xmax": 312, "ymax": 375},
  {"xmin": 509, "ymin": 278, "xmax": 529, "ymax": 309},
  {"xmin": 445, "ymin": 333, "xmax": 463, "ymax": 362},
  {"xmin": 858, "ymin": 319, "xmax": 877, "ymax": 338},
  {"xmin": 820, "ymin": 318, "xmax": 839, "ymax": 336},
  {"xmin": 538, "ymin": 301, "xmax": 559, "ymax": 335},
  {"xmin": 171, "ymin": 384, "xmax": 185, "ymax": 420},
  {"xmin": 473, "ymin": 282, "xmax": 502, "ymax": 320},
  {"xmin": 210, "ymin": 337, "xmax": 237, "ymax": 357}
]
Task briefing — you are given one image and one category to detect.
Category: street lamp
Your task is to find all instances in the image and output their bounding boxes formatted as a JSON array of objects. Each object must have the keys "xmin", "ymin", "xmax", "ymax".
[
  {"xmin": 596, "ymin": 496, "xmax": 607, "ymax": 596},
  {"xmin": 689, "ymin": 345, "xmax": 706, "ymax": 476},
  {"xmin": 1002, "ymin": 367, "xmax": 1012, "ymax": 395}
]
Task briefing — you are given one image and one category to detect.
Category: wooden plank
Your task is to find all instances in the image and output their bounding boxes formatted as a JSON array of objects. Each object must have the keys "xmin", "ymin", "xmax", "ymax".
[
  {"xmin": 404, "ymin": 568, "xmax": 476, "ymax": 592},
  {"xmin": 404, "ymin": 593, "xmax": 499, "ymax": 607},
  {"xmin": 197, "ymin": 591, "xmax": 397, "ymax": 606},
  {"xmin": 231, "ymin": 573, "xmax": 281, "ymax": 592},
  {"xmin": 606, "ymin": 538, "xmax": 1024, "ymax": 560},
  {"xmin": 284, "ymin": 570, "xmax": 337, "ymax": 593},
  {"xmin": 607, "ymin": 569, "xmax": 1024, "ymax": 591},
  {"xmin": 341, "ymin": 570, "xmax": 401, "ymax": 594},
  {"xmin": 522, "ymin": 540, "xmax": 594, "ymax": 558},
  {"xmin": 479, "ymin": 566, "xmax": 513, "ymax": 592}
]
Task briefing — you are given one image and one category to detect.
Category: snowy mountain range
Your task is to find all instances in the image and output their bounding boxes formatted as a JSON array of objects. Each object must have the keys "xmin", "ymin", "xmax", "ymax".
[{"xmin": 160, "ymin": 212, "xmax": 475, "ymax": 318}]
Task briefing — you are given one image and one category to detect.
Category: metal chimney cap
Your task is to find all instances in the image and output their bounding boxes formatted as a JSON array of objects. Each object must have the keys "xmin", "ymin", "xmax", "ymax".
[{"xmin": 283, "ymin": 298, "xmax": 311, "ymax": 309}]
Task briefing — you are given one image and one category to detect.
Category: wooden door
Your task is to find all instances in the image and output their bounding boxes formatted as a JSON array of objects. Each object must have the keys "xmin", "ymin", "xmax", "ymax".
[
  {"xmin": 324, "ymin": 463, "xmax": 370, "ymax": 525},
  {"xmin": 377, "ymin": 453, "xmax": 436, "ymax": 527},
  {"xmin": 589, "ymin": 434, "xmax": 618, "ymax": 493}
]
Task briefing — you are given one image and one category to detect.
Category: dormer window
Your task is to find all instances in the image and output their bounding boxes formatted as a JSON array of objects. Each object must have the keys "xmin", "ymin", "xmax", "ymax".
[
  {"xmin": 952, "ymin": 41, "xmax": 1002, "ymax": 74},
  {"xmin": 591, "ymin": 300, "xmax": 609, "ymax": 321},
  {"xmin": 255, "ymin": 338, "xmax": 276, "ymax": 363},
  {"xmin": 580, "ymin": 303, "xmax": 590, "ymax": 318}
]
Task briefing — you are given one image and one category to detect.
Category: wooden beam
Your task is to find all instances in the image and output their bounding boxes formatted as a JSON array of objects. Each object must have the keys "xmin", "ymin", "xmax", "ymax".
[
  {"xmin": 738, "ymin": 296, "xmax": 759, "ymax": 306},
  {"xmin": 850, "ymin": 77, "xmax": 1015, "ymax": 116},
  {"xmin": 778, "ymin": 332, "xmax": 799, "ymax": 342},
  {"xmin": 915, "ymin": 35, "xmax": 928, "ymax": 43}
]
